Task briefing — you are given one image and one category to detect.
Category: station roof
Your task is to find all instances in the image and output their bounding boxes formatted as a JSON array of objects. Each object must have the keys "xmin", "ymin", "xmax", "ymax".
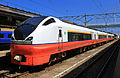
[{"xmin": 0, "ymin": 4, "xmax": 40, "ymax": 17}]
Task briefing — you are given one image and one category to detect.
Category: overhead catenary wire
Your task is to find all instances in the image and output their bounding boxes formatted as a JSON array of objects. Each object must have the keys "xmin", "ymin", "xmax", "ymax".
[
  {"xmin": 92, "ymin": 0, "xmax": 108, "ymax": 25},
  {"xmin": 59, "ymin": 3, "xmax": 120, "ymax": 26},
  {"xmin": 86, "ymin": 4, "xmax": 120, "ymax": 24},
  {"xmin": 28, "ymin": 0, "xmax": 65, "ymax": 15},
  {"xmin": 48, "ymin": 0, "xmax": 54, "ymax": 4},
  {"xmin": 92, "ymin": 0, "xmax": 104, "ymax": 12},
  {"xmin": 90, "ymin": 5, "xmax": 120, "ymax": 24},
  {"xmin": 59, "ymin": 3, "xmax": 120, "ymax": 17}
]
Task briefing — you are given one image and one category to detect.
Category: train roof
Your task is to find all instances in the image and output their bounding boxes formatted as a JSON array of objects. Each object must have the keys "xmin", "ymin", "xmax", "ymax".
[{"xmin": 60, "ymin": 19, "xmax": 114, "ymax": 35}]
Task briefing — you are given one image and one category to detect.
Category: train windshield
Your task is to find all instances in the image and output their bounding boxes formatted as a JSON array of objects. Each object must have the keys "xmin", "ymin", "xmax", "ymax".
[
  {"xmin": 19, "ymin": 16, "xmax": 48, "ymax": 27},
  {"xmin": 14, "ymin": 16, "xmax": 48, "ymax": 40}
]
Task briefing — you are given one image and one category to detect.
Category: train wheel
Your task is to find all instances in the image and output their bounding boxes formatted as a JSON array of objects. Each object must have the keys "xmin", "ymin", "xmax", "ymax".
[
  {"xmin": 77, "ymin": 48, "xmax": 82, "ymax": 54},
  {"xmin": 101, "ymin": 42, "xmax": 104, "ymax": 45},
  {"xmin": 83, "ymin": 47, "xmax": 87, "ymax": 52},
  {"xmin": 48, "ymin": 55, "xmax": 57, "ymax": 65},
  {"xmin": 89, "ymin": 45, "xmax": 92, "ymax": 49},
  {"xmin": 53, "ymin": 57, "xmax": 57, "ymax": 62},
  {"xmin": 79, "ymin": 48, "xmax": 82, "ymax": 53},
  {"xmin": 48, "ymin": 59, "xmax": 52, "ymax": 65},
  {"xmin": 90, "ymin": 45, "xmax": 93, "ymax": 49},
  {"xmin": 87, "ymin": 46, "xmax": 90, "ymax": 50},
  {"xmin": 19, "ymin": 66, "xmax": 21, "ymax": 70},
  {"xmin": 93, "ymin": 44, "xmax": 96, "ymax": 48},
  {"xmin": 57, "ymin": 53, "xmax": 62, "ymax": 60},
  {"xmin": 61, "ymin": 52, "xmax": 66, "ymax": 58}
]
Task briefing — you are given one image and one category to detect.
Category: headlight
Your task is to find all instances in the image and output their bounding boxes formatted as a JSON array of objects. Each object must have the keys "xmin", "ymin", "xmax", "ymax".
[
  {"xmin": 14, "ymin": 55, "xmax": 26, "ymax": 62},
  {"xmin": 26, "ymin": 37, "xmax": 33, "ymax": 41},
  {"xmin": 14, "ymin": 55, "xmax": 22, "ymax": 62}
]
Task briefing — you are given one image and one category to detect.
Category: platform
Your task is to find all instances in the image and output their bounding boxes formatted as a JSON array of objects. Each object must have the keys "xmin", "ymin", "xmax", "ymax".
[
  {"xmin": 23, "ymin": 40, "xmax": 117, "ymax": 78},
  {"xmin": 0, "ymin": 50, "xmax": 10, "ymax": 57}
]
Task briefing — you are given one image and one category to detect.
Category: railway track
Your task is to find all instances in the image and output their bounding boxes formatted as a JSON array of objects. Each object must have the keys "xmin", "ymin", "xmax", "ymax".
[
  {"xmin": 0, "ymin": 61, "xmax": 37, "ymax": 78},
  {"xmin": 75, "ymin": 39, "xmax": 120, "ymax": 78},
  {"xmin": 96, "ymin": 40, "xmax": 120, "ymax": 78}
]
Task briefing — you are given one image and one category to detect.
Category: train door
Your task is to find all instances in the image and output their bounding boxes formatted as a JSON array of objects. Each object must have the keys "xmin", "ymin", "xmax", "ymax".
[
  {"xmin": 91, "ymin": 32, "xmax": 94, "ymax": 40},
  {"xmin": 58, "ymin": 28, "xmax": 63, "ymax": 51},
  {"xmin": 91, "ymin": 32, "xmax": 96, "ymax": 40},
  {"xmin": 96, "ymin": 32, "xmax": 98, "ymax": 39},
  {"xmin": 94, "ymin": 34, "xmax": 96, "ymax": 39}
]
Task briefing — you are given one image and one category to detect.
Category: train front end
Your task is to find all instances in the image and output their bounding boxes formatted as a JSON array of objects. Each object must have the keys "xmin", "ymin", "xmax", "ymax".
[{"xmin": 10, "ymin": 16, "xmax": 51, "ymax": 66}]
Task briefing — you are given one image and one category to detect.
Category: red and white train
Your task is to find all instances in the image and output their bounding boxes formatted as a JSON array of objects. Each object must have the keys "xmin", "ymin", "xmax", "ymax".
[{"xmin": 10, "ymin": 16, "xmax": 114, "ymax": 66}]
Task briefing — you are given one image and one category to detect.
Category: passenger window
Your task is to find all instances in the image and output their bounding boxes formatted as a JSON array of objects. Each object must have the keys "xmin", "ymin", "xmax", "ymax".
[
  {"xmin": 8, "ymin": 34, "xmax": 12, "ymax": 38},
  {"xmin": 0, "ymin": 34, "xmax": 4, "ymax": 38},
  {"xmin": 43, "ymin": 18, "xmax": 55, "ymax": 26}
]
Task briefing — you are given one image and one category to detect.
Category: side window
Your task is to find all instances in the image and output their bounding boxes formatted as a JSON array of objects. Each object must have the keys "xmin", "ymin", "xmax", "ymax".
[
  {"xmin": 43, "ymin": 18, "xmax": 55, "ymax": 26},
  {"xmin": 0, "ymin": 34, "xmax": 4, "ymax": 38},
  {"xmin": 8, "ymin": 34, "xmax": 12, "ymax": 38}
]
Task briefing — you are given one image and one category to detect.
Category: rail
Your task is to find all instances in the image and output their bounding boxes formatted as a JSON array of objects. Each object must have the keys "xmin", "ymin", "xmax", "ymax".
[{"xmin": 74, "ymin": 39, "xmax": 120, "ymax": 78}]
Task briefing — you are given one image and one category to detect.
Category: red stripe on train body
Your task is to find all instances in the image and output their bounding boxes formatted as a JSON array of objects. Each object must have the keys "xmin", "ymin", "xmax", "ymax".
[{"xmin": 11, "ymin": 38, "xmax": 114, "ymax": 66}]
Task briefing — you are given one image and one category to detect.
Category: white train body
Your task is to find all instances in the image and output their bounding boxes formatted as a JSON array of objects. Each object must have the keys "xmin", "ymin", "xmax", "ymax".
[{"xmin": 12, "ymin": 16, "xmax": 114, "ymax": 44}]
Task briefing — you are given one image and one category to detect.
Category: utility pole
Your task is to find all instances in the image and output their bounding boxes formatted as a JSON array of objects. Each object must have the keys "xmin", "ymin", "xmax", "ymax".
[{"xmin": 85, "ymin": 13, "xmax": 87, "ymax": 26}]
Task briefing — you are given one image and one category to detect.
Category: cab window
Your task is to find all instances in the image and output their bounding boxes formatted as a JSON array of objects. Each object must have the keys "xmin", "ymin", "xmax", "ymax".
[{"xmin": 43, "ymin": 18, "xmax": 55, "ymax": 26}]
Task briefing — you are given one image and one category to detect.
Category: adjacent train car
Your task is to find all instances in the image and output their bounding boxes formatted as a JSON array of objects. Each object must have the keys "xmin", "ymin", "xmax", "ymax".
[
  {"xmin": 10, "ymin": 16, "xmax": 114, "ymax": 66},
  {"xmin": 0, "ymin": 28, "xmax": 14, "ymax": 43}
]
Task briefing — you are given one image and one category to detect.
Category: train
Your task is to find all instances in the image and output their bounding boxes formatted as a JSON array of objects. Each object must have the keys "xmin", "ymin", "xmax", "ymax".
[
  {"xmin": 10, "ymin": 16, "xmax": 114, "ymax": 66},
  {"xmin": 0, "ymin": 28, "xmax": 14, "ymax": 43}
]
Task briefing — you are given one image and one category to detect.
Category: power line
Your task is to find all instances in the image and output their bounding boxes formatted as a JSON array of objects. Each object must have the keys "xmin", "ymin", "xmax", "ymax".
[
  {"xmin": 84, "ymin": 4, "xmax": 120, "ymax": 24},
  {"xmin": 92, "ymin": 0, "xmax": 103, "ymax": 12},
  {"xmin": 92, "ymin": 0, "xmax": 106, "ymax": 24},
  {"xmin": 89, "ymin": 4, "xmax": 120, "ymax": 24},
  {"xmin": 104, "ymin": 4, "xmax": 120, "ymax": 14},
  {"xmin": 28, "ymin": 0, "xmax": 64, "ymax": 15},
  {"xmin": 0, "ymin": 0, "xmax": 52, "ymax": 16},
  {"xmin": 48, "ymin": 0, "xmax": 54, "ymax": 4}
]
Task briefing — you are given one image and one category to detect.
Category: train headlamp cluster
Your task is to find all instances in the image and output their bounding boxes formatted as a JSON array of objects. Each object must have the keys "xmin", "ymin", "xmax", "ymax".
[
  {"xmin": 14, "ymin": 55, "xmax": 26, "ymax": 62},
  {"xmin": 14, "ymin": 55, "xmax": 22, "ymax": 62}
]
